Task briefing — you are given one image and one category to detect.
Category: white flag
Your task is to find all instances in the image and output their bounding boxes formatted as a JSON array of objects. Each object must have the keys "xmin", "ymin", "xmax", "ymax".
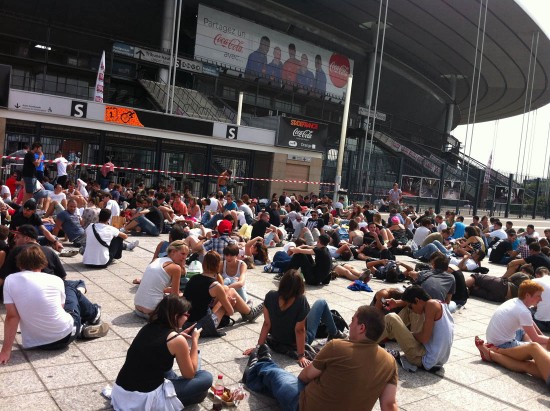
[{"xmin": 94, "ymin": 51, "xmax": 105, "ymax": 103}]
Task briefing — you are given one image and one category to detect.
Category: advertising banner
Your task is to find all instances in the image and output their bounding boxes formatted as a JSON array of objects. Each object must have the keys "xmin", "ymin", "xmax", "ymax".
[
  {"xmin": 494, "ymin": 186, "xmax": 509, "ymax": 203},
  {"xmin": 443, "ymin": 180, "xmax": 461, "ymax": 200},
  {"xmin": 401, "ymin": 175, "xmax": 421, "ymax": 197},
  {"xmin": 276, "ymin": 117, "xmax": 327, "ymax": 152},
  {"xmin": 195, "ymin": 5, "xmax": 353, "ymax": 98},
  {"xmin": 94, "ymin": 51, "xmax": 105, "ymax": 103},
  {"xmin": 511, "ymin": 188, "xmax": 524, "ymax": 204},
  {"xmin": 420, "ymin": 178, "xmax": 439, "ymax": 199}
]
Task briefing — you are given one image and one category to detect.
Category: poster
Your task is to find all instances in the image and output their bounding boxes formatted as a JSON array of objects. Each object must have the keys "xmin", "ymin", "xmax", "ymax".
[
  {"xmin": 511, "ymin": 188, "xmax": 524, "ymax": 204},
  {"xmin": 442, "ymin": 180, "xmax": 461, "ymax": 200},
  {"xmin": 276, "ymin": 117, "xmax": 327, "ymax": 152},
  {"xmin": 420, "ymin": 178, "xmax": 439, "ymax": 198},
  {"xmin": 494, "ymin": 186, "xmax": 509, "ymax": 203},
  {"xmin": 401, "ymin": 175, "xmax": 421, "ymax": 197},
  {"xmin": 195, "ymin": 5, "xmax": 354, "ymax": 98}
]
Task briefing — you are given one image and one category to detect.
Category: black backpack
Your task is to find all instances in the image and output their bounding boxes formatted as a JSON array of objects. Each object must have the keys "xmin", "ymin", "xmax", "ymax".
[{"xmin": 315, "ymin": 310, "xmax": 349, "ymax": 338}]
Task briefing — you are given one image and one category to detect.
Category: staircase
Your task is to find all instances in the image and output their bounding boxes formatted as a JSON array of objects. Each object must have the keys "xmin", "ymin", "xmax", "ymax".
[{"xmin": 139, "ymin": 79, "xmax": 233, "ymax": 123}]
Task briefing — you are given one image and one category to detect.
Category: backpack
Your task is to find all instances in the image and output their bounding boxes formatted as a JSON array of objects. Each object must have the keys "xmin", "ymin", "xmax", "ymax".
[
  {"xmin": 374, "ymin": 260, "xmax": 404, "ymax": 283},
  {"xmin": 315, "ymin": 310, "xmax": 349, "ymax": 338}
]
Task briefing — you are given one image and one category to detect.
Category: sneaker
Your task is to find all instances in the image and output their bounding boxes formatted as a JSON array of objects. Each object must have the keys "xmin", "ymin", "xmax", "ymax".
[
  {"xmin": 91, "ymin": 304, "xmax": 102, "ymax": 325},
  {"xmin": 59, "ymin": 249, "xmax": 79, "ymax": 257},
  {"xmin": 275, "ymin": 241, "xmax": 284, "ymax": 247},
  {"xmin": 126, "ymin": 240, "xmax": 139, "ymax": 251},
  {"xmin": 242, "ymin": 303, "xmax": 264, "ymax": 322},
  {"xmin": 79, "ymin": 246, "xmax": 85, "ymax": 255},
  {"xmin": 263, "ymin": 264, "xmax": 273, "ymax": 273},
  {"xmin": 327, "ymin": 330, "xmax": 348, "ymax": 341},
  {"xmin": 359, "ymin": 272, "xmax": 372, "ymax": 283},
  {"xmin": 274, "ymin": 273, "xmax": 283, "ymax": 281},
  {"xmin": 82, "ymin": 321, "xmax": 109, "ymax": 339},
  {"xmin": 386, "ymin": 348, "xmax": 401, "ymax": 362}
]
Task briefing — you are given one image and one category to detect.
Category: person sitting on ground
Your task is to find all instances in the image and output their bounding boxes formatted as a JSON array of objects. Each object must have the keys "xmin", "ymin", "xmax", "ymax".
[
  {"xmin": 450, "ymin": 215, "xmax": 466, "ymax": 239},
  {"xmin": 134, "ymin": 241, "xmax": 188, "ymax": 318},
  {"xmin": 488, "ymin": 229, "xmax": 520, "ymax": 264},
  {"xmin": 504, "ymin": 242, "xmax": 550, "ymax": 279},
  {"xmin": 519, "ymin": 224, "xmax": 540, "ymax": 241},
  {"xmin": 485, "ymin": 220, "xmax": 507, "ymax": 246},
  {"xmin": 243, "ymin": 269, "xmax": 347, "ymax": 367},
  {"xmin": 413, "ymin": 237, "xmax": 451, "ymax": 261},
  {"xmin": 466, "ymin": 264, "xmax": 533, "ymax": 303},
  {"xmin": 532, "ymin": 267, "xmax": 550, "ymax": 332},
  {"xmin": 382, "ymin": 285, "xmax": 454, "ymax": 371},
  {"xmin": 285, "ymin": 233, "xmax": 332, "ymax": 285},
  {"xmin": 111, "ymin": 295, "xmax": 212, "ymax": 409},
  {"xmin": 53, "ymin": 199, "xmax": 86, "ymax": 248},
  {"xmin": 347, "ymin": 219, "xmax": 364, "ymax": 247},
  {"xmin": 453, "ymin": 226, "xmax": 486, "ymax": 256},
  {"xmin": 83, "ymin": 209, "xmax": 138, "ymax": 268},
  {"xmin": 251, "ymin": 211, "xmax": 281, "ymax": 247},
  {"xmin": 242, "ymin": 305, "xmax": 398, "ymax": 411},
  {"xmin": 183, "ymin": 251, "xmax": 264, "ymax": 337},
  {"xmin": 201, "ymin": 219, "xmax": 237, "ymax": 258},
  {"xmin": 387, "ymin": 216, "xmax": 410, "ymax": 246},
  {"xmin": 448, "ymin": 249, "xmax": 486, "ymax": 272},
  {"xmin": 266, "ymin": 239, "xmax": 306, "ymax": 273},
  {"xmin": 43, "ymin": 184, "xmax": 67, "ymax": 218},
  {"xmin": 10, "ymin": 199, "xmax": 63, "ymax": 251},
  {"xmin": 123, "ymin": 196, "xmax": 163, "ymax": 236},
  {"xmin": 0, "ymin": 245, "xmax": 108, "ymax": 363},
  {"xmin": 222, "ymin": 244, "xmax": 249, "ymax": 303},
  {"xmin": 356, "ymin": 221, "xmax": 392, "ymax": 260},
  {"xmin": 484, "ymin": 280, "xmax": 549, "ymax": 349}
]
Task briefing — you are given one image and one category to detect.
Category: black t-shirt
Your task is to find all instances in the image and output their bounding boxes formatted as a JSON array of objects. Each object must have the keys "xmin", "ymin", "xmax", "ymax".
[
  {"xmin": 306, "ymin": 217, "xmax": 324, "ymax": 231},
  {"xmin": 116, "ymin": 323, "xmax": 174, "ymax": 392},
  {"xmin": 22, "ymin": 151, "xmax": 36, "ymax": 178},
  {"xmin": 145, "ymin": 206, "xmax": 164, "ymax": 231},
  {"xmin": 264, "ymin": 290, "xmax": 309, "ymax": 347},
  {"xmin": 363, "ymin": 232, "xmax": 383, "ymax": 246},
  {"xmin": 251, "ymin": 220, "xmax": 271, "ymax": 239},
  {"xmin": 268, "ymin": 208, "xmax": 281, "ymax": 227},
  {"xmin": 525, "ymin": 253, "xmax": 550, "ymax": 271},
  {"xmin": 313, "ymin": 246, "xmax": 331, "ymax": 281},
  {"xmin": 184, "ymin": 274, "xmax": 216, "ymax": 322},
  {"xmin": 0, "ymin": 244, "xmax": 66, "ymax": 280},
  {"xmin": 9, "ymin": 211, "xmax": 43, "ymax": 231},
  {"xmin": 489, "ymin": 240, "xmax": 513, "ymax": 263}
]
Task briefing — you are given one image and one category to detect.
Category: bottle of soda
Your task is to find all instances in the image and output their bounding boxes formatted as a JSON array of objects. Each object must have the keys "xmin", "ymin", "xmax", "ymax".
[{"xmin": 213, "ymin": 374, "xmax": 224, "ymax": 410}]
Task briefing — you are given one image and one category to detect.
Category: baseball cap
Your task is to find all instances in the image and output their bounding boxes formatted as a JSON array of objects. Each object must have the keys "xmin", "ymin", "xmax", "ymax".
[
  {"xmin": 391, "ymin": 216, "xmax": 400, "ymax": 224},
  {"xmin": 23, "ymin": 199, "xmax": 37, "ymax": 210},
  {"xmin": 217, "ymin": 220, "xmax": 233, "ymax": 234},
  {"xmin": 11, "ymin": 224, "xmax": 38, "ymax": 240}
]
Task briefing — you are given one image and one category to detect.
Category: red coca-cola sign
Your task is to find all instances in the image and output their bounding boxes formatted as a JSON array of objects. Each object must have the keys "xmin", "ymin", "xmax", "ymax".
[
  {"xmin": 329, "ymin": 54, "xmax": 350, "ymax": 88},
  {"xmin": 213, "ymin": 34, "xmax": 244, "ymax": 53}
]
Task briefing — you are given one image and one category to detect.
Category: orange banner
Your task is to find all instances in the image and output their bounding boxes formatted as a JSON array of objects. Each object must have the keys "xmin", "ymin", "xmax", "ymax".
[{"xmin": 105, "ymin": 106, "xmax": 144, "ymax": 127}]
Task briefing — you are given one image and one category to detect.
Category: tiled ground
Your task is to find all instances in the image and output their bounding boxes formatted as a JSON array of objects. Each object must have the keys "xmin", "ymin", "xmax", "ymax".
[{"xmin": 1, "ymin": 229, "xmax": 550, "ymax": 410}]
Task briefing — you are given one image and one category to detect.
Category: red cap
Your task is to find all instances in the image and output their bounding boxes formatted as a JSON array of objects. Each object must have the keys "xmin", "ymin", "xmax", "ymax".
[{"xmin": 217, "ymin": 220, "xmax": 233, "ymax": 234}]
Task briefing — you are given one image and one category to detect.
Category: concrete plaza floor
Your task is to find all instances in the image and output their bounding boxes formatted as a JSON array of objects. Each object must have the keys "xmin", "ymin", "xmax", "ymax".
[{"xmin": 1, "ymin": 232, "xmax": 550, "ymax": 410}]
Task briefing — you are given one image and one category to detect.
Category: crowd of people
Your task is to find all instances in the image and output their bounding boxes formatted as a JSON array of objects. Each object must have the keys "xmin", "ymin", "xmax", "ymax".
[{"xmin": 1, "ymin": 158, "xmax": 549, "ymax": 410}]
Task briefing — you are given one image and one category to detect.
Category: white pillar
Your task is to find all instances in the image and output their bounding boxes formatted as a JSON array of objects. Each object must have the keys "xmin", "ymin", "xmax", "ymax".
[{"xmin": 334, "ymin": 74, "xmax": 353, "ymax": 203}]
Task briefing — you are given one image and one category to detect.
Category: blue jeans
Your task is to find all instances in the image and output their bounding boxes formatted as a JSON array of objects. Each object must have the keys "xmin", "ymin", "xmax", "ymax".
[
  {"xmin": 219, "ymin": 185, "xmax": 228, "ymax": 195},
  {"xmin": 136, "ymin": 215, "xmax": 160, "ymax": 236},
  {"xmin": 272, "ymin": 251, "xmax": 292, "ymax": 271},
  {"xmin": 245, "ymin": 359, "xmax": 305, "ymax": 411},
  {"xmin": 224, "ymin": 277, "xmax": 248, "ymax": 301},
  {"xmin": 64, "ymin": 279, "xmax": 98, "ymax": 338},
  {"xmin": 205, "ymin": 214, "xmax": 223, "ymax": 230},
  {"xmin": 497, "ymin": 329, "xmax": 529, "ymax": 348},
  {"xmin": 413, "ymin": 240, "xmax": 450, "ymax": 260},
  {"xmin": 164, "ymin": 369, "xmax": 213, "ymax": 406},
  {"xmin": 306, "ymin": 299, "xmax": 337, "ymax": 344}
]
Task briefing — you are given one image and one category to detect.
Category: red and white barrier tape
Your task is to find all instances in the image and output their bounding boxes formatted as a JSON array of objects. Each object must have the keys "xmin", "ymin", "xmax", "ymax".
[{"xmin": 1, "ymin": 156, "xmax": 334, "ymax": 186}]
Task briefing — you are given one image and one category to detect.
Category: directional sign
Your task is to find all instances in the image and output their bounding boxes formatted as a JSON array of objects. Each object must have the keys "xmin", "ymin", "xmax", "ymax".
[{"xmin": 134, "ymin": 47, "xmax": 172, "ymax": 66}]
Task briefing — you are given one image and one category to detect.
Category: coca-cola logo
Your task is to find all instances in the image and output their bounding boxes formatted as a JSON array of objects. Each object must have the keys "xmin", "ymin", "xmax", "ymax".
[
  {"xmin": 213, "ymin": 34, "xmax": 244, "ymax": 53},
  {"xmin": 292, "ymin": 128, "xmax": 313, "ymax": 139},
  {"xmin": 329, "ymin": 54, "xmax": 351, "ymax": 88}
]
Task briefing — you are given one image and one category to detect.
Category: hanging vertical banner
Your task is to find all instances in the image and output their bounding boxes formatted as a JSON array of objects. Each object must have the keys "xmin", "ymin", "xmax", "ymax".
[{"xmin": 94, "ymin": 51, "xmax": 106, "ymax": 103}]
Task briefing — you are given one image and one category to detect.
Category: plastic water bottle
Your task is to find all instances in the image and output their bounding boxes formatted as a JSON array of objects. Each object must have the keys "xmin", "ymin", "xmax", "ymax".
[{"xmin": 213, "ymin": 374, "xmax": 224, "ymax": 410}]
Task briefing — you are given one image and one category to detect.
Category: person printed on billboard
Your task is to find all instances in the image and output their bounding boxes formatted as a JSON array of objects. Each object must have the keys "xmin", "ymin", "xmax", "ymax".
[
  {"xmin": 265, "ymin": 46, "xmax": 283, "ymax": 84},
  {"xmin": 314, "ymin": 54, "xmax": 327, "ymax": 94},
  {"xmin": 282, "ymin": 43, "xmax": 300, "ymax": 84},
  {"xmin": 245, "ymin": 36, "xmax": 270, "ymax": 79},
  {"xmin": 296, "ymin": 54, "xmax": 314, "ymax": 90}
]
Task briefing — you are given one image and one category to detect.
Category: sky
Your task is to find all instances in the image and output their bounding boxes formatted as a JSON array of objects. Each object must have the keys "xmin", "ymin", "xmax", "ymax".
[{"xmin": 454, "ymin": 0, "xmax": 550, "ymax": 181}]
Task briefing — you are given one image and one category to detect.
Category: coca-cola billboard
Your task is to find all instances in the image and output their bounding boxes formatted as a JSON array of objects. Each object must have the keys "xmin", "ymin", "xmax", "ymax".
[
  {"xmin": 277, "ymin": 117, "xmax": 327, "ymax": 152},
  {"xmin": 195, "ymin": 5, "xmax": 354, "ymax": 99}
]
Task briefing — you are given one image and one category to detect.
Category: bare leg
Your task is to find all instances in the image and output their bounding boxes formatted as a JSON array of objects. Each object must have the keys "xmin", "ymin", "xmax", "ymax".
[
  {"xmin": 485, "ymin": 343, "xmax": 550, "ymax": 381},
  {"xmin": 334, "ymin": 265, "xmax": 360, "ymax": 281}
]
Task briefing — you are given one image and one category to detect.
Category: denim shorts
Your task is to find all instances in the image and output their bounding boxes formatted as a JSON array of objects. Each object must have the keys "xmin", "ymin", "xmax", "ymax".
[
  {"xmin": 23, "ymin": 177, "xmax": 36, "ymax": 193},
  {"xmin": 497, "ymin": 329, "xmax": 529, "ymax": 348}
]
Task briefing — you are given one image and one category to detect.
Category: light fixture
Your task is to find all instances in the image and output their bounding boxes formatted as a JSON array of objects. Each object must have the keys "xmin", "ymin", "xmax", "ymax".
[{"xmin": 35, "ymin": 44, "xmax": 52, "ymax": 50}]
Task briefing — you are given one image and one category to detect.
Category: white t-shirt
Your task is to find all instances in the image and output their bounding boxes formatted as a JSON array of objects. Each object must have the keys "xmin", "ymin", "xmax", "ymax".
[
  {"xmin": 449, "ymin": 256, "xmax": 478, "ymax": 271},
  {"xmin": 413, "ymin": 226, "xmax": 431, "ymax": 247},
  {"xmin": 436, "ymin": 222, "xmax": 448, "ymax": 232},
  {"xmin": 53, "ymin": 156, "xmax": 68, "ymax": 176},
  {"xmin": 3, "ymin": 271, "xmax": 74, "ymax": 348},
  {"xmin": 50, "ymin": 192, "xmax": 66, "ymax": 203},
  {"xmin": 205, "ymin": 198, "xmax": 219, "ymax": 213},
  {"xmin": 1, "ymin": 185, "xmax": 11, "ymax": 201},
  {"xmin": 534, "ymin": 276, "xmax": 550, "ymax": 321},
  {"xmin": 333, "ymin": 201, "xmax": 344, "ymax": 210},
  {"xmin": 486, "ymin": 298, "xmax": 533, "ymax": 346},
  {"xmin": 105, "ymin": 199, "xmax": 120, "ymax": 217},
  {"xmin": 83, "ymin": 223, "xmax": 120, "ymax": 266},
  {"xmin": 489, "ymin": 229, "xmax": 507, "ymax": 241}
]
